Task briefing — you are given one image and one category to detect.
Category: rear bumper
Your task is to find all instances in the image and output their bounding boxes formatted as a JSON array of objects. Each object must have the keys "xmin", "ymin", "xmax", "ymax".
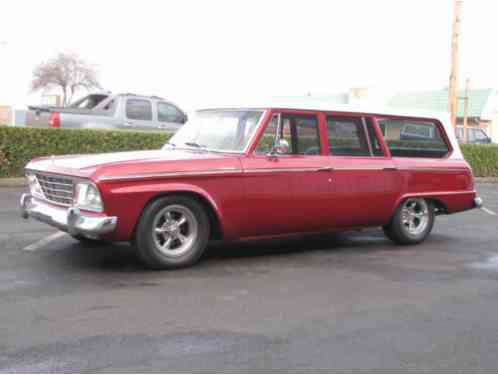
[
  {"xmin": 20, "ymin": 193, "xmax": 117, "ymax": 239},
  {"xmin": 474, "ymin": 196, "xmax": 483, "ymax": 209}
]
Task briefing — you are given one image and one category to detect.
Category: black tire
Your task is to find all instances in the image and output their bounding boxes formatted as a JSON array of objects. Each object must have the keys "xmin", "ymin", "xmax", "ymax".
[
  {"xmin": 382, "ymin": 226, "xmax": 395, "ymax": 242},
  {"xmin": 134, "ymin": 195, "xmax": 210, "ymax": 270},
  {"xmin": 384, "ymin": 198, "xmax": 435, "ymax": 245}
]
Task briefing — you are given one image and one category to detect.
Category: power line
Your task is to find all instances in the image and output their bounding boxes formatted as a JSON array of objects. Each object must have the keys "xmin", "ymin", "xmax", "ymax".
[{"xmin": 448, "ymin": 0, "xmax": 462, "ymax": 132}]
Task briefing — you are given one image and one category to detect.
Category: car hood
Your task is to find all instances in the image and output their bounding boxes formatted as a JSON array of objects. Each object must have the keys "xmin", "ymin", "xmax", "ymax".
[{"xmin": 26, "ymin": 149, "xmax": 242, "ymax": 181}]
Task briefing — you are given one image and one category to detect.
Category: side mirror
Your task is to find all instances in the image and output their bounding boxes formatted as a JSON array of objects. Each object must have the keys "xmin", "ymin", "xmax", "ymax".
[{"xmin": 268, "ymin": 113, "xmax": 289, "ymax": 156}]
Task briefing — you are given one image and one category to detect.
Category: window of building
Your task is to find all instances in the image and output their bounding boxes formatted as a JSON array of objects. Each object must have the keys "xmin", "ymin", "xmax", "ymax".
[
  {"xmin": 126, "ymin": 99, "xmax": 152, "ymax": 121},
  {"xmin": 468, "ymin": 128, "xmax": 490, "ymax": 143},
  {"xmin": 378, "ymin": 118, "xmax": 449, "ymax": 158}
]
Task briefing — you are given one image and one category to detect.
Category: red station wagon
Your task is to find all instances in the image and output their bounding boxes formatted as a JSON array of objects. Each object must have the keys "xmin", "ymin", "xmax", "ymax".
[{"xmin": 21, "ymin": 105, "xmax": 482, "ymax": 269}]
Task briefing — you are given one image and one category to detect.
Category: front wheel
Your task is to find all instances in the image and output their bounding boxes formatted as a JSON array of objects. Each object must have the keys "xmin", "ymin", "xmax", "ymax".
[
  {"xmin": 383, "ymin": 198, "xmax": 435, "ymax": 245},
  {"xmin": 134, "ymin": 196, "xmax": 210, "ymax": 269}
]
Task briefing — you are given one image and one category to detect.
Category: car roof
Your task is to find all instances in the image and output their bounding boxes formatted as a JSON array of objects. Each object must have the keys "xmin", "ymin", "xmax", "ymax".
[
  {"xmin": 198, "ymin": 102, "xmax": 450, "ymax": 122},
  {"xmin": 196, "ymin": 102, "xmax": 462, "ymax": 160}
]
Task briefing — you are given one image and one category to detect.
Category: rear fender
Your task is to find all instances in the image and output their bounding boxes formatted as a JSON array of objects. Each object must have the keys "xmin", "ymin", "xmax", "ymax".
[{"xmin": 392, "ymin": 191, "xmax": 476, "ymax": 217}]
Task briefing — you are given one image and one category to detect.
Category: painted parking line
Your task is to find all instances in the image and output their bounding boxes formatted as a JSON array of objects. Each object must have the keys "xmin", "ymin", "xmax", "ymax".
[
  {"xmin": 482, "ymin": 207, "xmax": 497, "ymax": 216},
  {"xmin": 22, "ymin": 231, "xmax": 68, "ymax": 252}
]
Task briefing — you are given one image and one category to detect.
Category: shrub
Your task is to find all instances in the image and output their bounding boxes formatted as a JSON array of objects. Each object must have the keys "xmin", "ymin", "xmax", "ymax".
[
  {"xmin": 461, "ymin": 144, "xmax": 498, "ymax": 177},
  {"xmin": 0, "ymin": 127, "xmax": 497, "ymax": 178},
  {"xmin": 0, "ymin": 127, "xmax": 172, "ymax": 178}
]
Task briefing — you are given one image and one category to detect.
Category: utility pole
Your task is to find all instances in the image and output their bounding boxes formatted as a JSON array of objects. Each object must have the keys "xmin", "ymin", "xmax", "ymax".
[
  {"xmin": 448, "ymin": 0, "xmax": 462, "ymax": 132},
  {"xmin": 462, "ymin": 78, "xmax": 470, "ymax": 143}
]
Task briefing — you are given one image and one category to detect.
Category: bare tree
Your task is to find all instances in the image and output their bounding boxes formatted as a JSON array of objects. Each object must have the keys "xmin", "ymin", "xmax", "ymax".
[{"xmin": 31, "ymin": 52, "xmax": 101, "ymax": 106}]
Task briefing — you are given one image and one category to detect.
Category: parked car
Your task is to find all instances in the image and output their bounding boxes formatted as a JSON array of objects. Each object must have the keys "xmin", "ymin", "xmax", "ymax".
[
  {"xmin": 21, "ymin": 104, "xmax": 481, "ymax": 269},
  {"xmin": 27, "ymin": 93, "xmax": 187, "ymax": 132},
  {"xmin": 456, "ymin": 127, "xmax": 493, "ymax": 144}
]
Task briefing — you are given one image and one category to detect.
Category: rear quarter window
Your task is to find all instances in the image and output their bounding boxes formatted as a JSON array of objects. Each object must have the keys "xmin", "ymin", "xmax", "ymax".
[
  {"xmin": 378, "ymin": 119, "xmax": 449, "ymax": 158},
  {"xmin": 157, "ymin": 102, "xmax": 184, "ymax": 123}
]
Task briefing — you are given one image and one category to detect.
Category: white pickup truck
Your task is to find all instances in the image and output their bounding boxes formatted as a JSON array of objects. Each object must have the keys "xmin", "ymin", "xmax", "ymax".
[{"xmin": 27, "ymin": 93, "xmax": 187, "ymax": 132}]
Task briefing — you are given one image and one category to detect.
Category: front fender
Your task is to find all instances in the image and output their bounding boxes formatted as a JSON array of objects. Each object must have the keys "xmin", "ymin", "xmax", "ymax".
[{"xmin": 99, "ymin": 180, "xmax": 227, "ymax": 241}]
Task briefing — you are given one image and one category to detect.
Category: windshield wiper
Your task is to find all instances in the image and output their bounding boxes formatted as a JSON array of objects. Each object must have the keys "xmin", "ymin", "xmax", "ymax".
[{"xmin": 165, "ymin": 141, "xmax": 176, "ymax": 147}]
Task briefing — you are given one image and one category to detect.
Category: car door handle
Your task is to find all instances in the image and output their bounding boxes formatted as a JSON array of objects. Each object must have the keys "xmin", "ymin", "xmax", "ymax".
[
  {"xmin": 315, "ymin": 166, "xmax": 333, "ymax": 172},
  {"xmin": 383, "ymin": 167, "xmax": 398, "ymax": 171},
  {"xmin": 123, "ymin": 121, "xmax": 133, "ymax": 127}
]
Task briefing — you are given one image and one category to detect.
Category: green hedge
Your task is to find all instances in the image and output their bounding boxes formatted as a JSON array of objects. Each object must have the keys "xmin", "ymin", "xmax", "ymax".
[
  {"xmin": 461, "ymin": 144, "xmax": 498, "ymax": 177},
  {"xmin": 0, "ymin": 127, "xmax": 172, "ymax": 178},
  {"xmin": 0, "ymin": 127, "xmax": 497, "ymax": 178}
]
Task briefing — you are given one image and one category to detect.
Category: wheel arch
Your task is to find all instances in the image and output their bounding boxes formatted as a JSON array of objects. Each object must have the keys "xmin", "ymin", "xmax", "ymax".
[
  {"xmin": 132, "ymin": 186, "xmax": 224, "ymax": 242},
  {"xmin": 392, "ymin": 194, "xmax": 449, "ymax": 216}
]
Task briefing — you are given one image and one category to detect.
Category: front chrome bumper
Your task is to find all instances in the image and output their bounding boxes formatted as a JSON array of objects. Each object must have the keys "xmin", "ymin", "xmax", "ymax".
[{"xmin": 20, "ymin": 193, "xmax": 117, "ymax": 239}]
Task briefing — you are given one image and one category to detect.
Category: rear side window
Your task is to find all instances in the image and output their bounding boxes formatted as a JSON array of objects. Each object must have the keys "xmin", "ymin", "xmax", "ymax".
[
  {"xmin": 326, "ymin": 116, "xmax": 370, "ymax": 156},
  {"xmin": 378, "ymin": 119, "xmax": 449, "ymax": 158},
  {"xmin": 126, "ymin": 99, "xmax": 152, "ymax": 121},
  {"xmin": 157, "ymin": 102, "xmax": 184, "ymax": 123}
]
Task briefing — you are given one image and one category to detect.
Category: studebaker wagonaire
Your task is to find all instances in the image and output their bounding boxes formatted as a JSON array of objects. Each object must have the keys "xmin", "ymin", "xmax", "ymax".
[{"xmin": 21, "ymin": 104, "xmax": 482, "ymax": 269}]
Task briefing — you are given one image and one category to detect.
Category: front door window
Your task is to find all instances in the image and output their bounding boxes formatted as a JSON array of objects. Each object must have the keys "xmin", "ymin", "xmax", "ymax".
[{"xmin": 255, "ymin": 114, "xmax": 321, "ymax": 155}]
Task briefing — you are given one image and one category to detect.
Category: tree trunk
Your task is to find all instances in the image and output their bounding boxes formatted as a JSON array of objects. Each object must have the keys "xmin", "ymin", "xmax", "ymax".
[{"xmin": 62, "ymin": 86, "xmax": 68, "ymax": 107}]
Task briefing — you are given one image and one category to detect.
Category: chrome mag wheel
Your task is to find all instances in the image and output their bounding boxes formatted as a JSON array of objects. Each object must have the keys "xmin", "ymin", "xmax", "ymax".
[
  {"xmin": 152, "ymin": 204, "xmax": 199, "ymax": 257},
  {"xmin": 401, "ymin": 198, "xmax": 430, "ymax": 236}
]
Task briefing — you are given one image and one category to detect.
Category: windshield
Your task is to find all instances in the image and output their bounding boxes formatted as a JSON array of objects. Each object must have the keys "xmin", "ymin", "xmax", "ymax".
[{"xmin": 165, "ymin": 110, "xmax": 264, "ymax": 152}]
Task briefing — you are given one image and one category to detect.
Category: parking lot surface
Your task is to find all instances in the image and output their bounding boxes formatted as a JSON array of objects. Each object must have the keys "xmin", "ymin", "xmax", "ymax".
[{"xmin": 0, "ymin": 184, "xmax": 497, "ymax": 372}]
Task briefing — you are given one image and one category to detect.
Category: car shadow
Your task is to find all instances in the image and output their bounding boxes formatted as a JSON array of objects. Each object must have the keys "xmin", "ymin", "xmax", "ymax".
[
  {"xmin": 48, "ymin": 228, "xmax": 398, "ymax": 273},
  {"xmin": 206, "ymin": 230, "xmax": 389, "ymax": 259}
]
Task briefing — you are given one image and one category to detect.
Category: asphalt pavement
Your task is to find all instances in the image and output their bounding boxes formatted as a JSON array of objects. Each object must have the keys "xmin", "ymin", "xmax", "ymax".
[{"xmin": 0, "ymin": 184, "xmax": 497, "ymax": 372}]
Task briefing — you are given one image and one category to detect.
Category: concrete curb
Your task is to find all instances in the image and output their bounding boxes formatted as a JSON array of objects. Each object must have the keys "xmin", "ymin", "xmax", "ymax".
[
  {"xmin": 475, "ymin": 177, "xmax": 498, "ymax": 183},
  {"xmin": 0, "ymin": 177, "xmax": 27, "ymax": 187},
  {"xmin": 0, "ymin": 176, "xmax": 497, "ymax": 188}
]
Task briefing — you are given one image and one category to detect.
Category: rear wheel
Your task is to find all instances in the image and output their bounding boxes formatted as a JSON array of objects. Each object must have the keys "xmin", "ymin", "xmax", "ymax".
[
  {"xmin": 383, "ymin": 198, "xmax": 434, "ymax": 245},
  {"xmin": 134, "ymin": 196, "xmax": 210, "ymax": 269}
]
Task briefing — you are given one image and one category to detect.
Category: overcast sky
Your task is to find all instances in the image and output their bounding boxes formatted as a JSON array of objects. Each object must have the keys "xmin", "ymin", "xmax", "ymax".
[{"xmin": 0, "ymin": 0, "xmax": 497, "ymax": 109}]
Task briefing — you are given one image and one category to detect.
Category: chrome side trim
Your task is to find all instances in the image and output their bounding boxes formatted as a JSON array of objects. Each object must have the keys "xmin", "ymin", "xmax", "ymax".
[
  {"xmin": 397, "ymin": 167, "xmax": 469, "ymax": 173},
  {"xmin": 99, "ymin": 166, "xmax": 469, "ymax": 182},
  {"xmin": 99, "ymin": 168, "xmax": 243, "ymax": 182},
  {"xmin": 244, "ymin": 168, "xmax": 319, "ymax": 174},
  {"xmin": 334, "ymin": 167, "xmax": 385, "ymax": 171},
  {"xmin": 244, "ymin": 167, "xmax": 387, "ymax": 173}
]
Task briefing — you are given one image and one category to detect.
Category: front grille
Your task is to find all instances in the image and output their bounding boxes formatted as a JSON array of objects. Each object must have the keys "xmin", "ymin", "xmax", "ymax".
[{"xmin": 36, "ymin": 173, "xmax": 75, "ymax": 206}]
